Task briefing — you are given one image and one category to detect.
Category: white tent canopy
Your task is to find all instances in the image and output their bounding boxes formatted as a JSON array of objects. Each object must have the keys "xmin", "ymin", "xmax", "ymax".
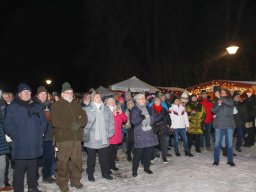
[
  {"xmin": 157, "ymin": 86, "xmax": 184, "ymax": 92},
  {"xmin": 110, "ymin": 76, "xmax": 159, "ymax": 93},
  {"xmin": 96, "ymin": 86, "xmax": 114, "ymax": 97}
]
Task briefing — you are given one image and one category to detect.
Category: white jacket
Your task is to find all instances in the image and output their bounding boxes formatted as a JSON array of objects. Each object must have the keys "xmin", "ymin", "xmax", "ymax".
[{"xmin": 169, "ymin": 104, "xmax": 189, "ymax": 129}]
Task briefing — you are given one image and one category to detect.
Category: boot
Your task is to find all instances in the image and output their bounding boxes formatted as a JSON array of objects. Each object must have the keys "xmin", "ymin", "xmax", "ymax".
[
  {"xmin": 28, "ymin": 188, "xmax": 42, "ymax": 192},
  {"xmin": 185, "ymin": 150, "xmax": 194, "ymax": 157},
  {"xmin": 127, "ymin": 153, "xmax": 132, "ymax": 161},
  {"xmin": 70, "ymin": 182, "xmax": 83, "ymax": 189},
  {"xmin": 144, "ymin": 169, "xmax": 153, "ymax": 174},
  {"xmin": 195, "ymin": 148, "xmax": 202, "ymax": 153},
  {"xmin": 102, "ymin": 173, "xmax": 113, "ymax": 180},
  {"xmin": 88, "ymin": 175, "xmax": 95, "ymax": 182},
  {"xmin": 212, "ymin": 161, "xmax": 219, "ymax": 166},
  {"xmin": 227, "ymin": 162, "xmax": 236, "ymax": 167},
  {"xmin": 175, "ymin": 150, "xmax": 181, "ymax": 156}
]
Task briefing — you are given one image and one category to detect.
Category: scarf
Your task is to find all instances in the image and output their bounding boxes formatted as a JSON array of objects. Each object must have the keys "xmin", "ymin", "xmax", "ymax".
[
  {"xmin": 153, "ymin": 104, "xmax": 162, "ymax": 114},
  {"xmin": 189, "ymin": 101, "xmax": 202, "ymax": 112},
  {"xmin": 137, "ymin": 104, "xmax": 152, "ymax": 131},
  {"xmin": 92, "ymin": 102, "xmax": 108, "ymax": 144},
  {"xmin": 15, "ymin": 98, "xmax": 34, "ymax": 109}
]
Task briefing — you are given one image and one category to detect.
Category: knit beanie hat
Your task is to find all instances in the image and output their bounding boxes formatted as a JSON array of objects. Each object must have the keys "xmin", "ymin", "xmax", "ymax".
[
  {"xmin": 37, "ymin": 86, "xmax": 48, "ymax": 95},
  {"xmin": 61, "ymin": 82, "xmax": 73, "ymax": 93},
  {"xmin": 17, "ymin": 83, "xmax": 32, "ymax": 94}
]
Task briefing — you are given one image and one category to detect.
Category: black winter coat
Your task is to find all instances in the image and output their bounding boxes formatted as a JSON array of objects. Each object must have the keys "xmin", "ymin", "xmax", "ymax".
[
  {"xmin": 234, "ymin": 101, "xmax": 248, "ymax": 128},
  {"xmin": 152, "ymin": 108, "xmax": 172, "ymax": 135}
]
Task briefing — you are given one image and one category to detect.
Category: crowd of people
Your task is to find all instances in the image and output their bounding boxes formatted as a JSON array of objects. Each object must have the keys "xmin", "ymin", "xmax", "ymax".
[{"xmin": 0, "ymin": 82, "xmax": 255, "ymax": 192}]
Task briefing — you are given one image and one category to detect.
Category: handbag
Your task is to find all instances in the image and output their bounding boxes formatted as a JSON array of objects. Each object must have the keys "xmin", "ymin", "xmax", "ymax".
[
  {"xmin": 84, "ymin": 118, "xmax": 96, "ymax": 143},
  {"xmin": 152, "ymin": 124, "xmax": 160, "ymax": 134}
]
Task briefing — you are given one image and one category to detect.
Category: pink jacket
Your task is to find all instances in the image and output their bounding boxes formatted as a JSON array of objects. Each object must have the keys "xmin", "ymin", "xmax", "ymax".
[{"xmin": 109, "ymin": 112, "xmax": 127, "ymax": 144}]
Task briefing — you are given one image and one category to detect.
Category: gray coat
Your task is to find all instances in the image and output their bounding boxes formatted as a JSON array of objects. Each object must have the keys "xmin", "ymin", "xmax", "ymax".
[
  {"xmin": 212, "ymin": 97, "xmax": 236, "ymax": 129},
  {"xmin": 83, "ymin": 104, "xmax": 114, "ymax": 149}
]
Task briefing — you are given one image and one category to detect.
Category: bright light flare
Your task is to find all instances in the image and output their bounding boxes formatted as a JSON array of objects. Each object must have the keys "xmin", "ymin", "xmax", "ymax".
[
  {"xmin": 226, "ymin": 46, "xmax": 239, "ymax": 55},
  {"xmin": 46, "ymin": 79, "xmax": 52, "ymax": 85}
]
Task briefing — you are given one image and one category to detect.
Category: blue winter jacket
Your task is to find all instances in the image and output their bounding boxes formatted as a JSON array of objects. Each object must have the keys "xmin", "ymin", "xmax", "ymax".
[
  {"xmin": 0, "ymin": 122, "xmax": 10, "ymax": 156},
  {"xmin": 4, "ymin": 99, "xmax": 47, "ymax": 160}
]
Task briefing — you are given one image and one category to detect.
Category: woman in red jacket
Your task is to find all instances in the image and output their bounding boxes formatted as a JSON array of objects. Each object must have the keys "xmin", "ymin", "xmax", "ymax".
[
  {"xmin": 106, "ymin": 97, "xmax": 127, "ymax": 171},
  {"xmin": 200, "ymin": 90, "xmax": 214, "ymax": 151}
]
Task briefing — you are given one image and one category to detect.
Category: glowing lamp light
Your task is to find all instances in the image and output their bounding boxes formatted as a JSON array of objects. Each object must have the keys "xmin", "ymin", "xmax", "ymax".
[
  {"xmin": 46, "ymin": 79, "xmax": 52, "ymax": 85},
  {"xmin": 226, "ymin": 46, "xmax": 239, "ymax": 55}
]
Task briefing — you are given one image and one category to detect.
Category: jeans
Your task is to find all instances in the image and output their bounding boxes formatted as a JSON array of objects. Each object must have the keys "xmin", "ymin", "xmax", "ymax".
[
  {"xmin": 235, "ymin": 127, "xmax": 244, "ymax": 149},
  {"xmin": 214, "ymin": 128, "xmax": 234, "ymax": 162},
  {"xmin": 203, "ymin": 123, "xmax": 212, "ymax": 148},
  {"xmin": 173, "ymin": 128, "xmax": 189, "ymax": 151},
  {"xmin": 0, "ymin": 155, "xmax": 6, "ymax": 187}
]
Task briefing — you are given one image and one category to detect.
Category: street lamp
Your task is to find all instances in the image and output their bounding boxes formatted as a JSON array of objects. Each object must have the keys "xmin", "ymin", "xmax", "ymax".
[
  {"xmin": 226, "ymin": 46, "xmax": 239, "ymax": 55},
  {"xmin": 45, "ymin": 79, "xmax": 52, "ymax": 85}
]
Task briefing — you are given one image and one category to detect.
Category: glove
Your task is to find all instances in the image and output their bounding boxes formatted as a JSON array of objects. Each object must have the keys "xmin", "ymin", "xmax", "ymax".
[
  {"xmin": 140, "ymin": 114, "xmax": 146, "ymax": 120},
  {"xmin": 70, "ymin": 122, "xmax": 81, "ymax": 131}
]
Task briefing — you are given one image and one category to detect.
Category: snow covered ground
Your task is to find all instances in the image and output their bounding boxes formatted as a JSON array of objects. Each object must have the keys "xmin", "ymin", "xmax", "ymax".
[{"xmin": 9, "ymin": 144, "xmax": 256, "ymax": 192}]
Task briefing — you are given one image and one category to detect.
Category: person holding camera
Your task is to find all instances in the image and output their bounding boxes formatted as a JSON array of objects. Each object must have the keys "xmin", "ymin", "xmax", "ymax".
[{"xmin": 212, "ymin": 89, "xmax": 236, "ymax": 167}]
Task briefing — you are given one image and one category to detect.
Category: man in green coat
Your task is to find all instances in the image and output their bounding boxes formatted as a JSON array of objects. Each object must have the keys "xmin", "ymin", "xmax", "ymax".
[{"xmin": 51, "ymin": 82, "xmax": 87, "ymax": 192}]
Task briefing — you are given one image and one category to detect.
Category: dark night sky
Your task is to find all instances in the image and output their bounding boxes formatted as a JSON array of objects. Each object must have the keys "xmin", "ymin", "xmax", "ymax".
[{"xmin": 1, "ymin": 0, "xmax": 256, "ymax": 93}]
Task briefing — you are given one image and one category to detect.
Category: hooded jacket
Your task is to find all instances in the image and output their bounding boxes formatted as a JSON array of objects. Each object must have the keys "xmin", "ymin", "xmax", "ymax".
[
  {"xmin": 200, "ymin": 98, "xmax": 214, "ymax": 124},
  {"xmin": 4, "ymin": 98, "xmax": 47, "ymax": 159}
]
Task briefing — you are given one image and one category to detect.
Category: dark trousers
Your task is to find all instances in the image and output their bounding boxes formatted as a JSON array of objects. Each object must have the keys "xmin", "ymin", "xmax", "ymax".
[
  {"xmin": 42, "ymin": 141, "xmax": 55, "ymax": 179},
  {"xmin": 108, "ymin": 144, "xmax": 118, "ymax": 170},
  {"xmin": 187, "ymin": 134, "xmax": 201, "ymax": 150},
  {"xmin": 13, "ymin": 159, "xmax": 38, "ymax": 192},
  {"xmin": 126, "ymin": 128, "xmax": 134, "ymax": 157},
  {"xmin": 86, "ymin": 147, "xmax": 109, "ymax": 176},
  {"xmin": 132, "ymin": 147, "xmax": 153, "ymax": 173},
  {"xmin": 245, "ymin": 127, "xmax": 255, "ymax": 146},
  {"xmin": 5, "ymin": 153, "xmax": 13, "ymax": 185},
  {"xmin": 158, "ymin": 134, "xmax": 167, "ymax": 161}
]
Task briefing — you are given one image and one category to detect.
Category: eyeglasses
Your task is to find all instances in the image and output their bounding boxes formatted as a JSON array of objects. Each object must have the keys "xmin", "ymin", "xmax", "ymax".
[{"xmin": 21, "ymin": 90, "xmax": 31, "ymax": 94}]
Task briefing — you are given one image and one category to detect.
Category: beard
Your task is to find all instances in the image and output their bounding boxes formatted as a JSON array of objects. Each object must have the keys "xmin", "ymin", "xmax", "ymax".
[{"xmin": 63, "ymin": 95, "xmax": 73, "ymax": 103}]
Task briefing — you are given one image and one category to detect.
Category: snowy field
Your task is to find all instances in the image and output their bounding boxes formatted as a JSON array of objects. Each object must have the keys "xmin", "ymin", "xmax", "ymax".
[{"xmin": 10, "ymin": 143, "xmax": 256, "ymax": 192}]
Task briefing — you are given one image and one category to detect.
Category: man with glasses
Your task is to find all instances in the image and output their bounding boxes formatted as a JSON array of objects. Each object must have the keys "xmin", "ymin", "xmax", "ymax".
[
  {"xmin": 4, "ymin": 83, "xmax": 47, "ymax": 192},
  {"xmin": 51, "ymin": 82, "xmax": 87, "ymax": 192}
]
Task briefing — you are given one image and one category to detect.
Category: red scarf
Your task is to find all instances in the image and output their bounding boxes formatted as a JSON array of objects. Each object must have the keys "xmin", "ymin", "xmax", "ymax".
[{"xmin": 153, "ymin": 104, "xmax": 162, "ymax": 113}]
